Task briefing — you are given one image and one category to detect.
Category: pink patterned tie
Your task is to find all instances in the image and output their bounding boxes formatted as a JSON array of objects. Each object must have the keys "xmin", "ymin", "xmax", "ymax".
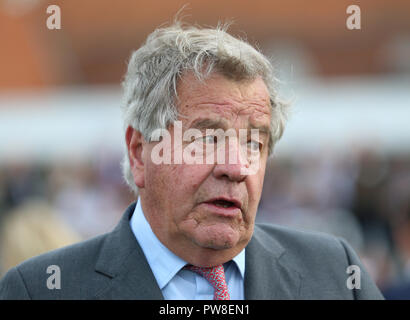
[{"xmin": 185, "ymin": 264, "xmax": 230, "ymax": 300}]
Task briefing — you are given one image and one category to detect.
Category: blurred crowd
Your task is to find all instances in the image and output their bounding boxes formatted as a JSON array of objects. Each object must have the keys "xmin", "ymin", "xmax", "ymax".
[
  {"xmin": 0, "ymin": 148, "xmax": 409, "ymax": 299},
  {"xmin": 0, "ymin": 154, "xmax": 134, "ymax": 276}
]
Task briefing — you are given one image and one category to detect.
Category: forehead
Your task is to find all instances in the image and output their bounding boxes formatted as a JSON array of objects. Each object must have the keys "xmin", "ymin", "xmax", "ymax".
[{"xmin": 176, "ymin": 72, "xmax": 271, "ymax": 127}]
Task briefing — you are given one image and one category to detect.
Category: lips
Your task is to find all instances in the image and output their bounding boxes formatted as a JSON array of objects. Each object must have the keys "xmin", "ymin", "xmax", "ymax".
[
  {"xmin": 205, "ymin": 196, "xmax": 241, "ymax": 208},
  {"xmin": 201, "ymin": 197, "xmax": 243, "ymax": 216}
]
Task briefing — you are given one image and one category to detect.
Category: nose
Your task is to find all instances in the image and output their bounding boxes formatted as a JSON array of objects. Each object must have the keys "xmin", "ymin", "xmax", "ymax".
[{"xmin": 212, "ymin": 139, "xmax": 249, "ymax": 182}]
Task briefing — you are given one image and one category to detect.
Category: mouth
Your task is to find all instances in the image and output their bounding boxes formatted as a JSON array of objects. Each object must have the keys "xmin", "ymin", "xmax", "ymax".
[
  {"xmin": 201, "ymin": 197, "xmax": 242, "ymax": 217},
  {"xmin": 207, "ymin": 198, "xmax": 241, "ymax": 208}
]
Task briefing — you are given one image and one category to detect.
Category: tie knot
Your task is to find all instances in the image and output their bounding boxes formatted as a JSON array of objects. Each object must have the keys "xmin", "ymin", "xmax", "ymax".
[{"xmin": 185, "ymin": 264, "xmax": 230, "ymax": 300}]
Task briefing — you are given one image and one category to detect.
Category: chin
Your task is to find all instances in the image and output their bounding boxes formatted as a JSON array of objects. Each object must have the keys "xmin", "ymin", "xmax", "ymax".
[
  {"xmin": 192, "ymin": 227, "xmax": 241, "ymax": 250},
  {"xmin": 199, "ymin": 240, "xmax": 235, "ymax": 250}
]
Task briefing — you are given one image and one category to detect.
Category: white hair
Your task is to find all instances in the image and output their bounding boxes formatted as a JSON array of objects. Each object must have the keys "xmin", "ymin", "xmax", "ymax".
[{"xmin": 121, "ymin": 21, "xmax": 289, "ymax": 194}]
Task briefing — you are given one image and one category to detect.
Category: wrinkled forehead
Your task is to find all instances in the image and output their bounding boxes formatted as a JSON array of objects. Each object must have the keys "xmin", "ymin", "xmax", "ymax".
[{"xmin": 176, "ymin": 72, "xmax": 272, "ymax": 129}]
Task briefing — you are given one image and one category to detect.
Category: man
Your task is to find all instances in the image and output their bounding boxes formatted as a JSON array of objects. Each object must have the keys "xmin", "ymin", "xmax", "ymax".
[{"xmin": 0, "ymin": 22, "xmax": 383, "ymax": 299}]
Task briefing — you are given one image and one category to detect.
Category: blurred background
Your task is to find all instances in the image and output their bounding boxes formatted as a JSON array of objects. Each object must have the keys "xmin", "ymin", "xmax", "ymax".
[{"xmin": 0, "ymin": 0, "xmax": 409, "ymax": 298}]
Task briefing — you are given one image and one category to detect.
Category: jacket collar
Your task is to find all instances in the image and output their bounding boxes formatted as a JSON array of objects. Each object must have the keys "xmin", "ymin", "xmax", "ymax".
[
  {"xmin": 94, "ymin": 202, "xmax": 301, "ymax": 300},
  {"xmin": 245, "ymin": 225, "xmax": 302, "ymax": 299},
  {"xmin": 94, "ymin": 202, "xmax": 164, "ymax": 299}
]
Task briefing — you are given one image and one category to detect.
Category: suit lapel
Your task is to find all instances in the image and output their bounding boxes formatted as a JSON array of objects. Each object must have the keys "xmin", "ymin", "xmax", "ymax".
[
  {"xmin": 92, "ymin": 204, "xmax": 301, "ymax": 300},
  {"xmin": 245, "ymin": 225, "xmax": 302, "ymax": 299},
  {"xmin": 94, "ymin": 202, "xmax": 164, "ymax": 300}
]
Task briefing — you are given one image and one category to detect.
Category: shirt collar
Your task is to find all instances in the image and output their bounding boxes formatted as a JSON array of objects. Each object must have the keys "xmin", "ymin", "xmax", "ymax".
[
  {"xmin": 130, "ymin": 199, "xmax": 245, "ymax": 288},
  {"xmin": 232, "ymin": 244, "xmax": 245, "ymax": 278}
]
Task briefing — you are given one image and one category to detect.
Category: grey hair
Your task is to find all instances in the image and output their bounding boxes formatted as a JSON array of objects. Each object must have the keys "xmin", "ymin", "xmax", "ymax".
[{"xmin": 121, "ymin": 21, "xmax": 290, "ymax": 194}]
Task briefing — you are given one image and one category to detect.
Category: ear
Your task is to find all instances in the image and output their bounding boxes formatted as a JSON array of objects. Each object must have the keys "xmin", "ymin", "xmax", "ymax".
[{"xmin": 125, "ymin": 126, "xmax": 145, "ymax": 188}]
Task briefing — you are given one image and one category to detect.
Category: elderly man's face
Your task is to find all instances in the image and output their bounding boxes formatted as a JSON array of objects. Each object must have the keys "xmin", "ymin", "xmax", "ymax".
[{"xmin": 128, "ymin": 72, "xmax": 272, "ymax": 266}]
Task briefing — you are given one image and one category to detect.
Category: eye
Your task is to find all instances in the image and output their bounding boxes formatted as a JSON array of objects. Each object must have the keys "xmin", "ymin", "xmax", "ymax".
[
  {"xmin": 198, "ymin": 135, "xmax": 217, "ymax": 144},
  {"xmin": 247, "ymin": 140, "xmax": 262, "ymax": 152}
]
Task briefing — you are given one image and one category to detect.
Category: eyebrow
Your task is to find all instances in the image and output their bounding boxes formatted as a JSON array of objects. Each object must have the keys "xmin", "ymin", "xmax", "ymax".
[{"xmin": 188, "ymin": 118, "xmax": 270, "ymax": 136}]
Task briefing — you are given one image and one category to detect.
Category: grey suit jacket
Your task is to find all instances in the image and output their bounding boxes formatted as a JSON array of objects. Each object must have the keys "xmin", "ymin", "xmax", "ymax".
[{"xmin": 0, "ymin": 202, "xmax": 383, "ymax": 299}]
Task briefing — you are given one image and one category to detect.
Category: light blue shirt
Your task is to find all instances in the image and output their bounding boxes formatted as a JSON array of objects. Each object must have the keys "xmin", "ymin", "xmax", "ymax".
[{"xmin": 130, "ymin": 199, "xmax": 245, "ymax": 300}]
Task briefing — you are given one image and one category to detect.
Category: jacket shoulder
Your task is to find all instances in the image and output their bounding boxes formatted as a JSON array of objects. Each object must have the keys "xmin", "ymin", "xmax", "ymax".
[
  {"xmin": 253, "ymin": 223, "xmax": 384, "ymax": 299},
  {"xmin": 254, "ymin": 223, "xmax": 346, "ymax": 257},
  {"xmin": 253, "ymin": 223, "xmax": 349, "ymax": 277}
]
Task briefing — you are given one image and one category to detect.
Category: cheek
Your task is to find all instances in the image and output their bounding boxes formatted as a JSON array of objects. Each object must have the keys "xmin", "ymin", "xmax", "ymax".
[
  {"xmin": 143, "ymin": 165, "xmax": 168, "ymax": 209},
  {"xmin": 172, "ymin": 164, "xmax": 213, "ymax": 196},
  {"xmin": 247, "ymin": 166, "xmax": 266, "ymax": 204},
  {"xmin": 145, "ymin": 163, "xmax": 212, "ymax": 205}
]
